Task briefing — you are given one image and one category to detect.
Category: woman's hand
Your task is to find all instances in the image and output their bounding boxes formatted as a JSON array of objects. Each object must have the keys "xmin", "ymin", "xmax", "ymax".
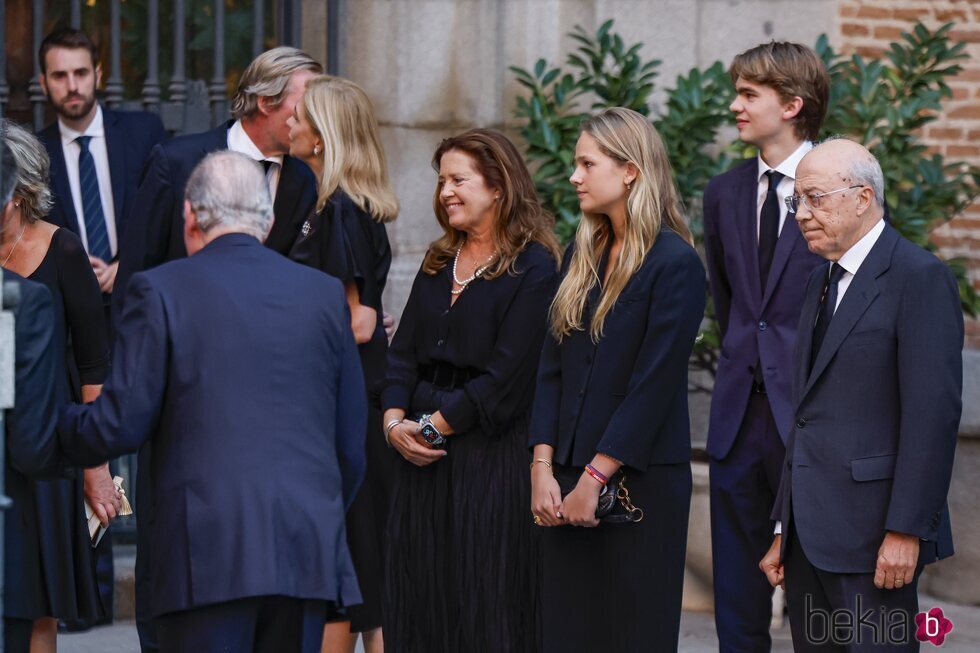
[
  {"xmin": 390, "ymin": 421, "xmax": 447, "ymax": 467},
  {"xmin": 560, "ymin": 475, "xmax": 602, "ymax": 527},
  {"xmin": 530, "ymin": 465, "xmax": 564, "ymax": 527}
]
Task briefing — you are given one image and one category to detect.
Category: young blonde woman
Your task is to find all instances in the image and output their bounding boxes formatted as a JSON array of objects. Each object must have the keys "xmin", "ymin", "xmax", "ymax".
[
  {"xmin": 287, "ymin": 75, "xmax": 398, "ymax": 653},
  {"xmin": 529, "ymin": 108, "xmax": 706, "ymax": 652}
]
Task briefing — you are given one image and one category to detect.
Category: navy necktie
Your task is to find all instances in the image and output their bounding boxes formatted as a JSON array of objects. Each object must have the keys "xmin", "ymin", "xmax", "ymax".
[
  {"xmin": 76, "ymin": 136, "xmax": 111, "ymax": 261},
  {"xmin": 810, "ymin": 262, "xmax": 846, "ymax": 370},
  {"xmin": 759, "ymin": 170, "xmax": 784, "ymax": 288}
]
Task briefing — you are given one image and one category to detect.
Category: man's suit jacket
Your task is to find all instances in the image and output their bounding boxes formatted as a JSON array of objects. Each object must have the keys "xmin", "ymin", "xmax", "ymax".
[
  {"xmin": 113, "ymin": 121, "xmax": 317, "ymax": 316},
  {"xmin": 774, "ymin": 224, "xmax": 962, "ymax": 574},
  {"xmin": 37, "ymin": 107, "xmax": 167, "ymax": 254},
  {"xmin": 3, "ymin": 272, "xmax": 66, "ymax": 619},
  {"xmin": 57, "ymin": 233, "xmax": 366, "ymax": 617},
  {"xmin": 703, "ymin": 159, "xmax": 825, "ymax": 459}
]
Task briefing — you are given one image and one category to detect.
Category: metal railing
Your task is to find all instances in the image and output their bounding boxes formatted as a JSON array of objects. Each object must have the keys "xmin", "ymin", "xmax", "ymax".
[{"xmin": 1, "ymin": 0, "xmax": 307, "ymax": 134}]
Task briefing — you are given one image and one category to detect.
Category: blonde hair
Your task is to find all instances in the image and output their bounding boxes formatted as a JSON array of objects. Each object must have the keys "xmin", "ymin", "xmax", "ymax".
[
  {"xmin": 231, "ymin": 47, "xmax": 321, "ymax": 120},
  {"xmin": 1, "ymin": 119, "xmax": 53, "ymax": 224},
  {"xmin": 302, "ymin": 75, "xmax": 398, "ymax": 221},
  {"xmin": 423, "ymin": 129, "xmax": 561, "ymax": 278},
  {"xmin": 550, "ymin": 108, "xmax": 692, "ymax": 341}
]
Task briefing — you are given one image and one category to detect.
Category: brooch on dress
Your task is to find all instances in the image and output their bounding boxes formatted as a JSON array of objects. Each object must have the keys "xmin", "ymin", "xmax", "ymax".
[{"xmin": 300, "ymin": 220, "xmax": 312, "ymax": 237}]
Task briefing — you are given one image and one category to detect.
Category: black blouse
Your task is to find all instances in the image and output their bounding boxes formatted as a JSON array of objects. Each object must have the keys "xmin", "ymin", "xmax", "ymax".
[
  {"xmin": 290, "ymin": 191, "xmax": 392, "ymax": 387},
  {"xmin": 380, "ymin": 241, "xmax": 558, "ymax": 434},
  {"xmin": 28, "ymin": 227, "xmax": 109, "ymax": 401}
]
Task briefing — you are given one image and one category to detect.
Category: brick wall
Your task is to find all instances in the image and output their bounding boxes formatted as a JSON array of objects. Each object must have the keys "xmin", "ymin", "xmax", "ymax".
[{"xmin": 838, "ymin": 0, "xmax": 980, "ymax": 348}]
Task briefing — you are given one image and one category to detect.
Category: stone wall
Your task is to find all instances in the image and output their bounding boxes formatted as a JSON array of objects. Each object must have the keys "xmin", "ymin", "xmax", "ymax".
[{"xmin": 838, "ymin": 0, "xmax": 980, "ymax": 349}]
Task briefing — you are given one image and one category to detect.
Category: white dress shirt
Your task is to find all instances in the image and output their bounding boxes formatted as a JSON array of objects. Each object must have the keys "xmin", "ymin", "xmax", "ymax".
[
  {"xmin": 59, "ymin": 106, "xmax": 118, "ymax": 258},
  {"xmin": 774, "ymin": 218, "xmax": 886, "ymax": 536},
  {"xmin": 756, "ymin": 140, "xmax": 813, "ymax": 239},
  {"xmin": 226, "ymin": 120, "xmax": 283, "ymax": 201}
]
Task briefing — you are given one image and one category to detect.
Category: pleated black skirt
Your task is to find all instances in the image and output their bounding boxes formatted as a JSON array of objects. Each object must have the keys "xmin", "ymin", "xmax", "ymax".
[
  {"xmin": 539, "ymin": 462, "xmax": 691, "ymax": 653},
  {"xmin": 384, "ymin": 394, "xmax": 540, "ymax": 653}
]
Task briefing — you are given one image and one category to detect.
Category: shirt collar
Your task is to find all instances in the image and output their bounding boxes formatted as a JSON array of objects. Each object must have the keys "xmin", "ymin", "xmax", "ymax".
[
  {"xmin": 836, "ymin": 218, "xmax": 886, "ymax": 276},
  {"xmin": 59, "ymin": 104, "xmax": 105, "ymax": 144},
  {"xmin": 226, "ymin": 120, "xmax": 284, "ymax": 167},
  {"xmin": 757, "ymin": 140, "xmax": 813, "ymax": 183}
]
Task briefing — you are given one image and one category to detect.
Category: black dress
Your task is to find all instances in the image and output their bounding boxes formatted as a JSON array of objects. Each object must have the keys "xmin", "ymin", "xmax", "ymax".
[
  {"xmin": 379, "ymin": 241, "xmax": 558, "ymax": 653},
  {"xmin": 28, "ymin": 227, "xmax": 110, "ymax": 621},
  {"xmin": 528, "ymin": 231, "xmax": 707, "ymax": 653},
  {"xmin": 290, "ymin": 191, "xmax": 396, "ymax": 632}
]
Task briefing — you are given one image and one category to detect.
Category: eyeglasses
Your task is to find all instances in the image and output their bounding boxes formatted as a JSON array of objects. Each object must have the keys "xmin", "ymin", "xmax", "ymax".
[{"xmin": 785, "ymin": 185, "xmax": 864, "ymax": 213}]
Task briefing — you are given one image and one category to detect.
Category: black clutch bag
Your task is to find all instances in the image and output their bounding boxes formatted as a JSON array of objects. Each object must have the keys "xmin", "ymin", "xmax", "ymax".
[{"xmin": 554, "ymin": 466, "xmax": 644, "ymax": 524}]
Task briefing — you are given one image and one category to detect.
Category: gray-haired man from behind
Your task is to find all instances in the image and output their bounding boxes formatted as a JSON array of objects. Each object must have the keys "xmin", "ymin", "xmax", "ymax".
[{"xmin": 58, "ymin": 151, "xmax": 367, "ymax": 652}]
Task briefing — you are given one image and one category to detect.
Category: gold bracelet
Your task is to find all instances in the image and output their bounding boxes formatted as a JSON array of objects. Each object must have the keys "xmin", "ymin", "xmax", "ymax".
[{"xmin": 530, "ymin": 458, "xmax": 553, "ymax": 470}]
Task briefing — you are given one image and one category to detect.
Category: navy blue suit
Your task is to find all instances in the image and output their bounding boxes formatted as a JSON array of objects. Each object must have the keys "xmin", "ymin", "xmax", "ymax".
[
  {"xmin": 775, "ymin": 224, "xmax": 961, "ymax": 651},
  {"xmin": 113, "ymin": 121, "xmax": 316, "ymax": 311},
  {"xmin": 3, "ymin": 273, "xmax": 66, "ymax": 652},
  {"xmin": 702, "ymin": 158, "xmax": 825, "ymax": 652},
  {"xmin": 109, "ymin": 121, "xmax": 315, "ymax": 650},
  {"xmin": 57, "ymin": 234, "xmax": 366, "ymax": 644},
  {"xmin": 37, "ymin": 107, "xmax": 166, "ymax": 256}
]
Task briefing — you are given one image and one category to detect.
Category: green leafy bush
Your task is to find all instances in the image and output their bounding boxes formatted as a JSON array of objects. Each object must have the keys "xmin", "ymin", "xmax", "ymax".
[{"xmin": 511, "ymin": 20, "xmax": 980, "ymax": 379}]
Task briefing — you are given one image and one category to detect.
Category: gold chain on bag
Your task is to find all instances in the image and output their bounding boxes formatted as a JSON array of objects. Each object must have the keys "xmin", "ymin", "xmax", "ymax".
[{"xmin": 616, "ymin": 474, "xmax": 644, "ymax": 522}]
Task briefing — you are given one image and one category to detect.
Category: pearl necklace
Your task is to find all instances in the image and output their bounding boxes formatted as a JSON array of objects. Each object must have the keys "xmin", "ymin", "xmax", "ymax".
[
  {"xmin": 451, "ymin": 245, "xmax": 496, "ymax": 295},
  {"xmin": 1, "ymin": 224, "xmax": 26, "ymax": 267}
]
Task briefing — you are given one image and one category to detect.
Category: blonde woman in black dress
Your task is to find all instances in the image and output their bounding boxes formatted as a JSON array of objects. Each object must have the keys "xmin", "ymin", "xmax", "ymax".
[{"xmin": 287, "ymin": 75, "xmax": 397, "ymax": 653}]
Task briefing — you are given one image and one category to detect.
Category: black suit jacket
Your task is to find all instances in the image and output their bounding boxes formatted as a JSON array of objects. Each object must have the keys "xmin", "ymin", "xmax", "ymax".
[
  {"xmin": 58, "ymin": 234, "xmax": 366, "ymax": 617},
  {"xmin": 3, "ymin": 272, "xmax": 67, "ymax": 619},
  {"xmin": 113, "ymin": 121, "xmax": 317, "ymax": 317},
  {"xmin": 529, "ymin": 230, "xmax": 706, "ymax": 469},
  {"xmin": 774, "ymin": 224, "xmax": 962, "ymax": 573},
  {"xmin": 37, "ymin": 107, "xmax": 167, "ymax": 256}
]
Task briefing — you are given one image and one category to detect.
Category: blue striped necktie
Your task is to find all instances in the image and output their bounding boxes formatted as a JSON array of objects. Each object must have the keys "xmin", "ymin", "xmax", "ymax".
[{"xmin": 76, "ymin": 135, "xmax": 112, "ymax": 261}]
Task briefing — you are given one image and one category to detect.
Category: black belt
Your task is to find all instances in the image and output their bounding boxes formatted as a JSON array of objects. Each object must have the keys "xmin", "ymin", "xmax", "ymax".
[{"xmin": 419, "ymin": 362, "xmax": 481, "ymax": 390}]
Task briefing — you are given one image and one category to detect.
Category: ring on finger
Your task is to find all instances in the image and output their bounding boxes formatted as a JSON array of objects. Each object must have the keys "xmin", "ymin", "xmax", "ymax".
[{"xmin": 533, "ymin": 515, "xmax": 542, "ymax": 526}]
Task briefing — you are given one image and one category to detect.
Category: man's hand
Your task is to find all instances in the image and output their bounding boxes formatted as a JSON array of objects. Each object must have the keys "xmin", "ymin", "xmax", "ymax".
[
  {"xmin": 874, "ymin": 531, "xmax": 919, "ymax": 590},
  {"xmin": 382, "ymin": 312, "xmax": 395, "ymax": 339},
  {"xmin": 89, "ymin": 257, "xmax": 118, "ymax": 293},
  {"xmin": 83, "ymin": 464, "xmax": 121, "ymax": 527},
  {"xmin": 760, "ymin": 535, "xmax": 784, "ymax": 589}
]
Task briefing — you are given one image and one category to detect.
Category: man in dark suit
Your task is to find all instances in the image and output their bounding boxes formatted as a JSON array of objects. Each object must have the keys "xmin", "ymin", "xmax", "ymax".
[
  {"xmin": 113, "ymin": 46, "xmax": 321, "ymax": 311},
  {"xmin": 1, "ymin": 138, "xmax": 64, "ymax": 652},
  {"xmin": 761, "ymin": 139, "xmax": 962, "ymax": 652},
  {"xmin": 703, "ymin": 42, "xmax": 830, "ymax": 652},
  {"xmin": 109, "ymin": 46, "xmax": 320, "ymax": 650},
  {"xmin": 57, "ymin": 151, "xmax": 367, "ymax": 652},
  {"xmin": 36, "ymin": 28, "xmax": 167, "ymax": 626},
  {"xmin": 36, "ymin": 28, "xmax": 166, "ymax": 299}
]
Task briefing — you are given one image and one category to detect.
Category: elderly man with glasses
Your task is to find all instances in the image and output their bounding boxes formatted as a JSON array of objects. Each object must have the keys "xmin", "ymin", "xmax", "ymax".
[{"xmin": 761, "ymin": 137, "xmax": 962, "ymax": 653}]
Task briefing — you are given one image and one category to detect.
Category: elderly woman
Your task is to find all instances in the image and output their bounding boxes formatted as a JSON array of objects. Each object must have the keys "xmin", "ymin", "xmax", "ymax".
[
  {"xmin": 529, "ymin": 108, "xmax": 706, "ymax": 653},
  {"xmin": 0, "ymin": 120, "xmax": 119, "ymax": 652},
  {"xmin": 287, "ymin": 75, "xmax": 398, "ymax": 653},
  {"xmin": 379, "ymin": 129, "xmax": 560, "ymax": 652}
]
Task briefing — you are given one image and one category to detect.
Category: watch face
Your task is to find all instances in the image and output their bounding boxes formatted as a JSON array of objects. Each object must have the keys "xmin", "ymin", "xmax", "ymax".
[{"xmin": 421, "ymin": 423, "xmax": 442, "ymax": 445}]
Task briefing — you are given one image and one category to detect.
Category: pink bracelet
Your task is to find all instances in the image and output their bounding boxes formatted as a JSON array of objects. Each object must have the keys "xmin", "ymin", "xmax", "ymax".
[{"xmin": 584, "ymin": 464, "xmax": 608, "ymax": 486}]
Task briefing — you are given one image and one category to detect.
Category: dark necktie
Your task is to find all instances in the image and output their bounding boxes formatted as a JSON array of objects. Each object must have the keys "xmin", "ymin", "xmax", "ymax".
[
  {"xmin": 810, "ymin": 262, "xmax": 846, "ymax": 370},
  {"xmin": 260, "ymin": 160, "xmax": 274, "ymax": 174},
  {"xmin": 758, "ymin": 170, "xmax": 784, "ymax": 288},
  {"xmin": 76, "ymin": 135, "xmax": 112, "ymax": 261}
]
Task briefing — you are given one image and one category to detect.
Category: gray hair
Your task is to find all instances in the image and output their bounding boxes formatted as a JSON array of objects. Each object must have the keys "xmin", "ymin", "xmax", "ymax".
[
  {"xmin": 0, "ymin": 137, "xmax": 16, "ymax": 208},
  {"xmin": 184, "ymin": 151, "xmax": 274, "ymax": 240},
  {"xmin": 1, "ymin": 119, "xmax": 53, "ymax": 223},
  {"xmin": 230, "ymin": 47, "xmax": 322, "ymax": 120},
  {"xmin": 820, "ymin": 135, "xmax": 885, "ymax": 208}
]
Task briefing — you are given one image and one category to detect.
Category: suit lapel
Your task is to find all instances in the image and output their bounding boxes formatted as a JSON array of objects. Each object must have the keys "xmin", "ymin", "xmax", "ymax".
[
  {"xmin": 266, "ymin": 156, "xmax": 314, "ymax": 253},
  {"xmin": 794, "ymin": 266, "xmax": 824, "ymax": 403},
  {"xmin": 47, "ymin": 132, "xmax": 80, "ymax": 235},
  {"xmin": 801, "ymin": 226, "xmax": 898, "ymax": 399},
  {"xmin": 103, "ymin": 108, "xmax": 128, "ymax": 231},
  {"xmin": 760, "ymin": 212, "xmax": 800, "ymax": 308},
  {"xmin": 734, "ymin": 163, "xmax": 763, "ymax": 303}
]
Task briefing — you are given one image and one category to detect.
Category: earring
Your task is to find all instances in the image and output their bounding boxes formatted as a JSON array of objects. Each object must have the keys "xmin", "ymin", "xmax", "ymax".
[{"xmin": 313, "ymin": 144, "xmax": 321, "ymax": 156}]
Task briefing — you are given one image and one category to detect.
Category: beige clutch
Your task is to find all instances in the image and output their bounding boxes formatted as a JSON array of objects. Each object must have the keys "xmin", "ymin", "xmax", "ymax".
[{"xmin": 84, "ymin": 476, "xmax": 133, "ymax": 547}]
